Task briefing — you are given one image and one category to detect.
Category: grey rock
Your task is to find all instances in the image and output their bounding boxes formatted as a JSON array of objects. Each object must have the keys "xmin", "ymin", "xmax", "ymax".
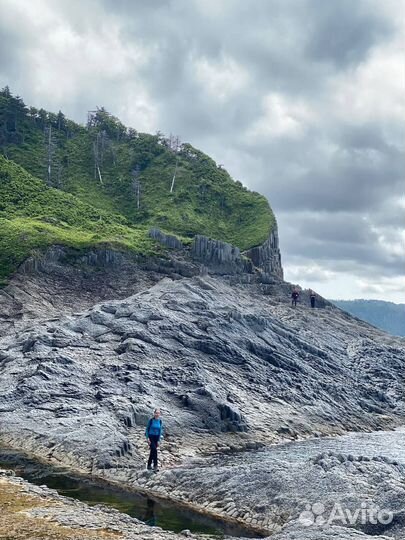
[
  {"xmin": 0, "ymin": 275, "xmax": 403, "ymax": 467},
  {"xmin": 244, "ymin": 228, "xmax": 283, "ymax": 278},
  {"xmin": 0, "ymin": 247, "xmax": 404, "ymax": 540},
  {"xmin": 149, "ymin": 228, "xmax": 184, "ymax": 250},
  {"xmin": 190, "ymin": 234, "xmax": 250, "ymax": 274}
]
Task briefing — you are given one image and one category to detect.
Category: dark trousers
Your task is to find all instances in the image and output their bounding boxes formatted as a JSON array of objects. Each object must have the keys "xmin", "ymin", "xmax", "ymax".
[{"xmin": 147, "ymin": 435, "xmax": 159, "ymax": 468}]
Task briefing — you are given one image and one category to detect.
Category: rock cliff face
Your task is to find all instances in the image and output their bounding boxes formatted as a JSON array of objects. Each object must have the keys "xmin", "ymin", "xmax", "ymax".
[
  {"xmin": 2, "ymin": 227, "xmax": 280, "ymax": 336},
  {"xmin": 244, "ymin": 228, "xmax": 283, "ymax": 278},
  {"xmin": 190, "ymin": 235, "xmax": 253, "ymax": 274},
  {"xmin": 148, "ymin": 226, "xmax": 282, "ymax": 277},
  {"xmin": 0, "ymin": 245, "xmax": 195, "ymax": 336},
  {"xmin": 148, "ymin": 228, "xmax": 184, "ymax": 250}
]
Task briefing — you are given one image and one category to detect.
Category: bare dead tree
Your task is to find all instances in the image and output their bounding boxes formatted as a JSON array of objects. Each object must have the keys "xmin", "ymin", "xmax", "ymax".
[
  {"xmin": 92, "ymin": 131, "xmax": 109, "ymax": 185},
  {"xmin": 46, "ymin": 124, "xmax": 52, "ymax": 185},
  {"xmin": 56, "ymin": 164, "xmax": 64, "ymax": 188},
  {"xmin": 44, "ymin": 124, "xmax": 58, "ymax": 186},
  {"xmin": 87, "ymin": 110, "xmax": 98, "ymax": 129},
  {"xmin": 168, "ymin": 134, "xmax": 181, "ymax": 193},
  {"xmin": 167, "ymin": 133, "xmax": 181, "ymax": 153},
  {"xmin": 131, "ymin": 165, "xmax": 141, "ymax": 209},
  {"xmin": 170, "ymin": 157, "xmax": 179, "ymax": 193},
  {"xmin": 99, "ymin": 130, "xmax": 109, "ymax": 164},
  {"xmin": 92, "ymin": 138, "xmax": 100, "ymax": 183}
]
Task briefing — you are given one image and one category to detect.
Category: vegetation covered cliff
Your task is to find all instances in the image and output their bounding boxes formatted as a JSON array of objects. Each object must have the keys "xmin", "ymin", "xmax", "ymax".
[{"xmin": 0, "ymin": 87, "xmax": 278, "ymax": 282}]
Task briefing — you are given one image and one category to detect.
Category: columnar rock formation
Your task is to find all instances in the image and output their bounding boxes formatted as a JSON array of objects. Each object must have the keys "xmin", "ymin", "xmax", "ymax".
[
  {"xmin": 190, "ymin": 235, "xmax": 253, "ymax": 274},
  {"xmin": 149, "ymin": 228, "xmax": 184, "ymax": 250},
  {"xmin": 148, "ymin": 226, "xmax": 282, "ymax": 277},
  {"xmin": 244, "ymin": 228, "xmax": 283, "ymax": 279}
]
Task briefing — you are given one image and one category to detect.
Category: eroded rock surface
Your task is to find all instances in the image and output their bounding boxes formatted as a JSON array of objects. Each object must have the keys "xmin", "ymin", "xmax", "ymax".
[
  {"xmin": 1, "ymin": 275, "xmax": 403, "ymax": 468},
  {"xmin": 0, "ymin": 269, "xmax": 404, "ymax": 540},
  {"xmin": 0, "ymin": 245, "xmax": 198, "ymax": 335},
  {"xmin": 135, "ymin": 429, "xmax": 405, "ymax": 538}
]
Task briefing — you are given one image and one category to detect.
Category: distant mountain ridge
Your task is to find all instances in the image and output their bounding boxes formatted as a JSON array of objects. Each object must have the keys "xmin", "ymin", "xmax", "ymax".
[{"xmin": 330, "ymin": 299, "xmax": 405, "ymax": 337}]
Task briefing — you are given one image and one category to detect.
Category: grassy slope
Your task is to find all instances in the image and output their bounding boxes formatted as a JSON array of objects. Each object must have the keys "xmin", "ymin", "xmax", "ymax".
[{"xmin": 0, "ymin": 156, "xmax": 159, "ymax": 284}]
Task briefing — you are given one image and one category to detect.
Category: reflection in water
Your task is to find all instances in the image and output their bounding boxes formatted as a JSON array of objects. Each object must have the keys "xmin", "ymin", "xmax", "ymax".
[
  {"xmin": 0, "ymin": 448, "xmax": 260, "ymax": 538},
  {"xmin": 144, "ymin": 498, "xmax": 157, "ymax": 527},
  {"xmin": 2, "ymin": 431, "xmax": 402, "ymax": 537}
]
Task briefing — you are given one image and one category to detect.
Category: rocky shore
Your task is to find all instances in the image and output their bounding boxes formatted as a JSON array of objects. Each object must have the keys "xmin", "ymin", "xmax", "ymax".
[
  {"xmin": 130, "ymin": 430, "xmax": 405, "ymax": 538},
  {"xmin": 0, "ymin": 243, "xmax": 404, "ymax": 539}
]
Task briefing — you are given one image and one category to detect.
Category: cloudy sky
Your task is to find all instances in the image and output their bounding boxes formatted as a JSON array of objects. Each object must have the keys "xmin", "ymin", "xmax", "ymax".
[{"xmin": 1, "ymin": 0, "xmax": 404, "ymax": 301}]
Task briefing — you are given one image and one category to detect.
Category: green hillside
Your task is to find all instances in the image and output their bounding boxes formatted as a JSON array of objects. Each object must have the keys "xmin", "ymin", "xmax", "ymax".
[
  {"xmin": 0, "ymin": 157, "xmax": 159, "ymax": 283},
  {"xmin": 0, "ymin": 87, "xmax": 276, "ymax": 282}
]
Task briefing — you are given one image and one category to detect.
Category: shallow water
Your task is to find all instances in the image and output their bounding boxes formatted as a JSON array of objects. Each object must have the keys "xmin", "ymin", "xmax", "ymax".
[
  {"xmin": 0, "ymin": 448, "xmax": 261, "ymax": 538},
  {"xmin": 217, "ymin": 428, "xmax": 405, "ymax": 467},
  {"xmin": 1, "ymin": 429, "xmax": 403, "ymax": 537}
]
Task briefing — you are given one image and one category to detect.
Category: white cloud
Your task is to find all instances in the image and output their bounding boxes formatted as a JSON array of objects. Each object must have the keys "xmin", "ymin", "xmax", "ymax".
[
  {"xmin": 195, "ymin": 56, "xmax": 249, "ymax": 102},
  {"xmin": 247, "ymin": 93, "xmax": 312, "ymax": 139},
  {"xmin": 356, "ymin": 275, "xmax": 405, "ymax": 298},
  {"xmin": 284, "ymin": 263, "xmax": 337, "ymax": 284},
  {"xmin": 331, "ymin": 32, "xmax": 405, "ymax": 137}
]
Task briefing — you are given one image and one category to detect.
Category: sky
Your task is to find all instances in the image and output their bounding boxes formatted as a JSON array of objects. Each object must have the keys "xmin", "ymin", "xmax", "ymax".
[{"xmin": 0, "ymin": 0, "xmax": 404, "ymax": 301}]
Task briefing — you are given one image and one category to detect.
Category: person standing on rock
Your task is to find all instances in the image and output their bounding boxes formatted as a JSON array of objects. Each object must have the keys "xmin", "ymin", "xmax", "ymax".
[
  {"xmin": 291, "ymin": 288, "xmax": 299, "ymax": 307},
  {"xmin": 145, "ymin": 408, "xmax": 164, "ymax": 471},
  {"xmin": 309, "ymin": 289, "xmax": 316, "ymax": 308}
]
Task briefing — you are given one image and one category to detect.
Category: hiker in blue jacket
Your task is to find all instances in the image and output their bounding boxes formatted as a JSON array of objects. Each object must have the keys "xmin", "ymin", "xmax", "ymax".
[{"xmin": 145, "ymin": 408, "xmax": 164, "ymax": 471}]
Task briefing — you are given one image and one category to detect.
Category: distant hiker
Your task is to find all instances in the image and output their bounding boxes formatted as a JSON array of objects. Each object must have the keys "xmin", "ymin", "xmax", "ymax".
[
  {"xmin": 145, "ymin": 408, "xmax": 164, "ymax": 471},
  {"xmin": 291, "ymin": 288, "xmax": 299, "ymax": 307},
  {"xmin": 309, "ymin": 289, "xmax": 316, "ymax": 308}
]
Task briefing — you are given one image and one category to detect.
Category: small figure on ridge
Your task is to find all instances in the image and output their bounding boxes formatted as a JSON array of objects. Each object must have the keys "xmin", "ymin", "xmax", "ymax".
[{"xmin": 291, "ymin": 288, "xmax": 300, "ymax": 307}]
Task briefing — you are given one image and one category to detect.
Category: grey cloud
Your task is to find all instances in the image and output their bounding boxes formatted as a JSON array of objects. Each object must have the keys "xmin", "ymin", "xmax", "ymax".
[
  {"xmin": 0, "ymin": 16, "xmax": 31, "ymax": 84},
  {"xmin": 285, "ymin": 213, "xmax": 377, "ymax": 245},
  {"xmin": 0, "ymin": 0, "xmax": 403, "ymax": 299},
  {"xmin": 372, "ymin": 199, "xmax": 405, "ymax": 229},
  {"xmin": 243, "ymin": 123, "xmax": 403, "ymax": 215},
  {"xmin": 278, "ymin": 209, "xmax": 405, "ymax": 276},
  {"xmin": 335, "ymin": 123, "xmax": 395, "ymax": 152},
  {"xmin": 304, "ymin": 0, "xmax": 393, "ymax": 67}
]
